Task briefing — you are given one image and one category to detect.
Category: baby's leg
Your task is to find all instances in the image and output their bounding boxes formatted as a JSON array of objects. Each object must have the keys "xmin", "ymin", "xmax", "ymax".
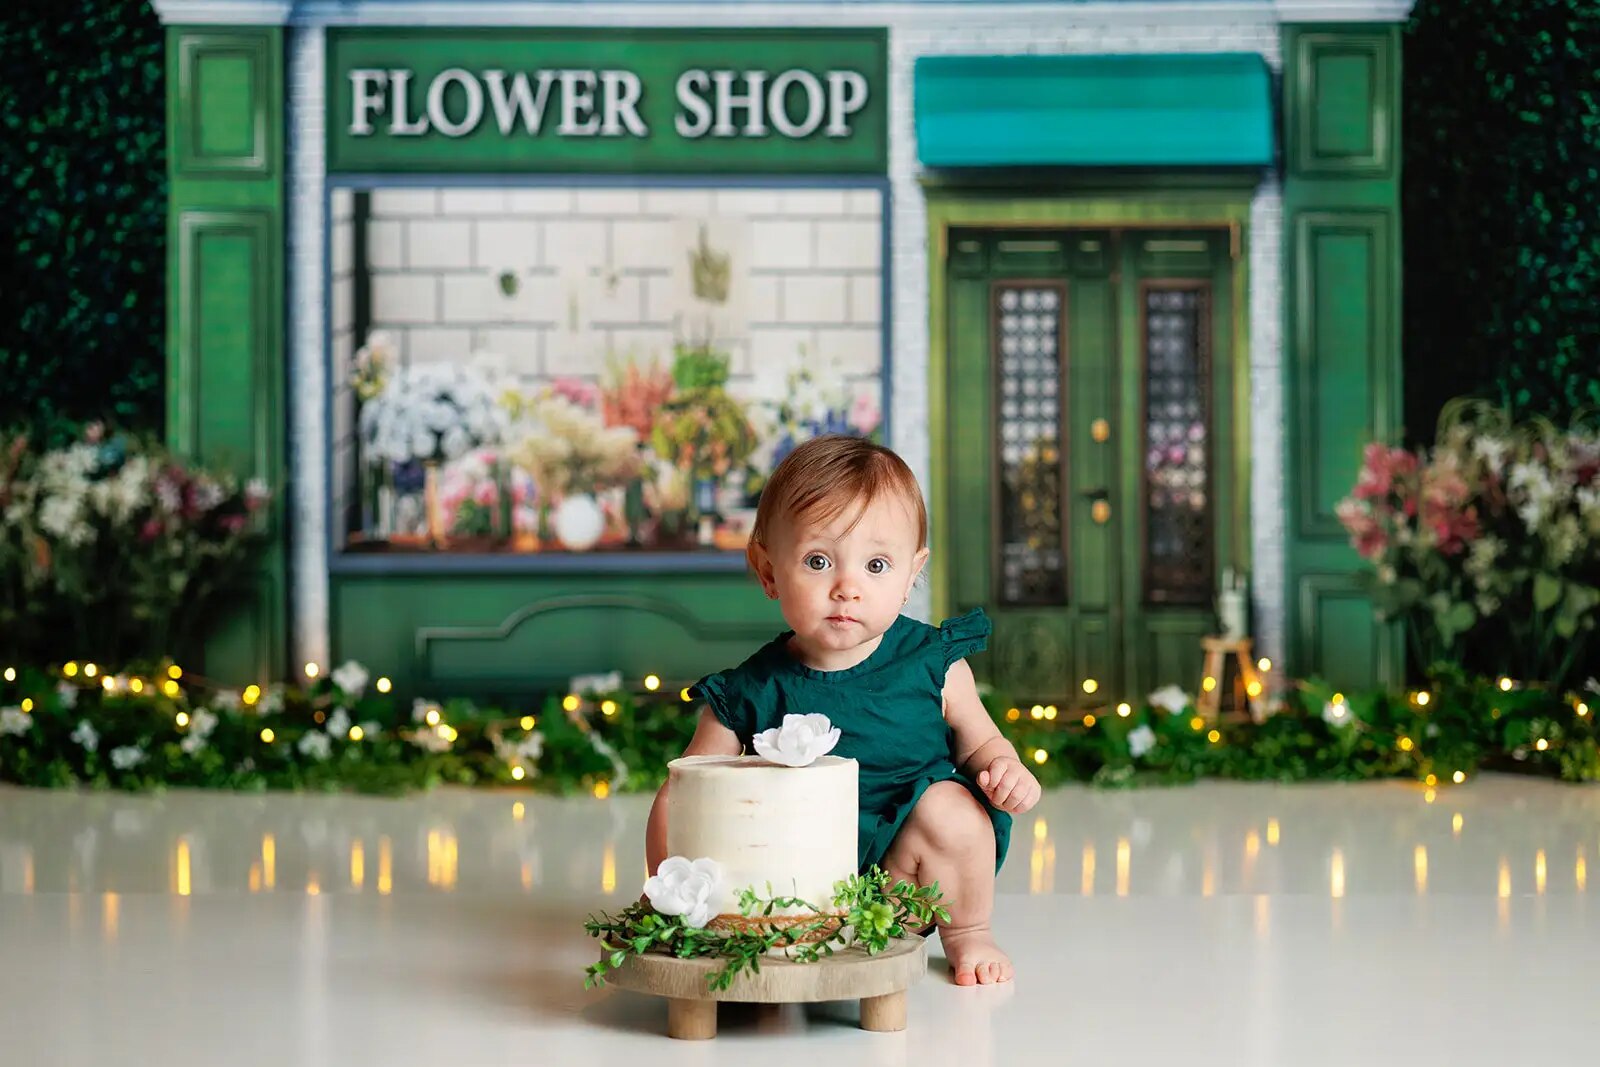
[{"xmin": 881, "ymin": 780, "xmax": 1012, "ymax": 986}]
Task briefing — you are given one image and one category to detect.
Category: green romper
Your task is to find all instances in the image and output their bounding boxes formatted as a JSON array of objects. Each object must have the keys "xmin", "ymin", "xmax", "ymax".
[{"xmin": 689, "ymin": 608, "xmax": 1011, "ymax": 875}]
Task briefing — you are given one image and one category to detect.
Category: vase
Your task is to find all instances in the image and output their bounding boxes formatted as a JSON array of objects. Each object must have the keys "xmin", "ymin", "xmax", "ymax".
[
  {"xmin": 554, "ymin": 493, "xmax": 605, "ymax": 551},
  {"xmin": 423, "ymin": 460, "xmax": 447, "ymax": 550}
]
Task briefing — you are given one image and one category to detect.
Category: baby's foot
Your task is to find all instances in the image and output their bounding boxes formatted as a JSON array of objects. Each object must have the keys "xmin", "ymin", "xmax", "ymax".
[{"xmin": 939, "ymin": 925, "xmax": 1014, "ymax": 986}]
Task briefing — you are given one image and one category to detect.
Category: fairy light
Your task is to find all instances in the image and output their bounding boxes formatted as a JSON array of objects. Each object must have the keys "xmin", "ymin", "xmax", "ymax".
[
  {"xmin": 162, "ymin": 680, "xmax": 180, "ymax": 697},
  {"xmin": 101, "ymin": 677, "xmax": 115, "ymax": 692},
  {"xmin": 511, "ymin": 766, "xmax": 526, "ymax": 781},
  {"xmin": 437, "ymin": 724, "xmax": 458, "ymax": 743},
  {"xmin": 1452, "ymin": 770, "xmax": 1467, "ymax": 784},
  {"xmin": 1258, "ymin": 658, "xmax": 1272, "ymax": 672},
  {"xmin": 1006, "ymin": 708, "xmax": 1021, "ymax": 722},
  {"xmin": 680, "ymin": 687, "xmax": 693, "ymax": 702},
  {"xmin": 1399, "ymin": 736, "xmax": 1415, "ymax": 752},
  {"xmin": 348, "ymin": 725, "xmax": 365, "ymax": 741},
  {"xmin": 175, "ymin": 712, "xmax": 190, "ymax": 728},
  {"xmin": 1498, "ymin": 677, "xmax": 1513, "ymax": 692},
  {"xmin": 1202, "ymin": 676, "xmax": 1217, "ymax": 693},
  {"xmin": 1416, "ymin": 691, "xmax": 1431, "ymax": 707},
  {"xmin": 1536, "ymin": 738, "xmax": 1549, "ymax": 752},
  {"xmin": 1190, "ymin": 715, "xmax": 1205, "ymax": 732},
  {"xmin": 260, "ymin": 728, "xmax": 275, "ymax": 743},
  {"xmin": 20, "ymin": 698, "xmax": 33, "ymax": 713},
  {"xmin": 593, "ymin": 781, "xmax": 611, "ymax": 799},
  {"xmin": 129, "ymin": 678, "xmax": 144, "ymax": 694},
  {"xmin": 2, "ymin": 667, "xmax": 14, "ymax": 682},
  {"xmin": 520, "ymin": 715, "xmax": 536, "ymax": 730},
  {"xmin": 167, "ymin": 665, "xmax": 183, "ymax": 680},
  {"xmin": 425, "ymin": 708, "xmax": 441, "ymax": 727},
  {"xmin": 1578, "ymin": 702, "xmax": 1590, "ymax": 718},
  {"xmin": 1116, "ymin": 703, "xmax": 1132, "ymax": 718},
  {"xmin": 376, "ymin": 677, "xmax": 392, "ymax": 694},
  {"xmin": 64, "ymin": 661, "xmax": 79, "ymax": 677},
  {"xmin": 1030, "ymin": 705, "xmax": 1045, "ymax": 720},
  {"xmin": 1082, "ymin": 713, "xmax": 1097, "ymax": 728},
  {"xmin": 601, "ymin": 700, "xmax": 618, "ymax": 717},
  {"xmin": 1246, "ymin": 680, "xmax": 1263, "ymax": 698},
  {"xmin": 1207, "ymin": 729, "xmax": 1221, "ymax": 744},
  {"xmin": 1425, "ymin": 773, "xmax": 1437, "ymax": 787},
  {"xmin": 561, "ymin": 694, "xmax": 580, "ymax": 712},
  {"xmin": 1082, "ymin": 679, "xmax": 1099, "ymax": 695},
  {"xmin": 644, "ymin": 675, "xmax": 661, "ymax": 692},
  {"xmin": 243, "ymin": 685, "xmax": 261, "ymax": 706},
  {"xmin": 1331, "ymin": 692, "xmax": 1345, "ymax": 705},
  {"xmin": 1032, "ymin": 749, "xmax": 1048, "ymax": 765},
  {"xmin": 1044, "ymin": 705, "xmax": 1058, "ymax": 720},
  {"xmin": 84, "ymin": 663, "xmax": 99, "ymax": 679},
  {"xmin": 304, "ymin": 662, "xmax": 320, "ymax": 680}
]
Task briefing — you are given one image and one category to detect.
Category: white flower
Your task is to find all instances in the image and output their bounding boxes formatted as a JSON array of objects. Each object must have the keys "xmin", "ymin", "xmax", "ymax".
[
  {"xmin": 643, "ymin": 857, "xmax": 723, "ymax": 928},
  {"xmin": 188, "ymin": 708, "xmax": 218, "ymax": 740},
  {"xmin": 409, "ymin": 727, "xmax": 451, "ymax": 753},
  {"xmin": 326, "ymin": 709, "xmax": 352, "ymax": 740},
  {"xmin": 1472, "ymin": 435, "xmax": 1511, "ymax": 472},
  {"xmin": 72, "ymin": 720, "xmax": 99, "ymax": 753},
  {"xmin": 257, "ymin": 686, "xmax": 285, "ymax": 715},
  {"xmin": 214, "ymin": 689, "xmax": 242, "ymax": 711},
  {"xmin": 331, "ymin": 660, "xmax": 369, "ymax": 698},
  {"xmin": 1148, "ymin": 685, "xmax": 1191, "ymax": 715},
  {"xmin": 180, "ymin": 733, "xmax": 207, "ymax": 755},
  {"xmin": 412, "ymin": 698, "xmax": 441, "ymax": 723},
  {"xmin": 516, "ymin": 731, "xmax": 544, "ymax": 762},
  {"xmin": 298, "ymin": 731, "xmax": 333, "ymax": 761},
  {"xmin": 1322, "ymin": 701, "xmax": 1351, "ymax": 727},
  {"xmin": 1, "ymin": 707, "xmax": 31, "ymax": 736},
  {"xmin": 359, "ymin": 720, "xmax": 382, "ymax": 740},
  {"xmin": 110, "ymin": 746, "xmax": 147, "ymax": 771},
  {"xmin": 1127, "ymin": 725, "xmax": 1157, "ymax": 759},
  {"xmin": 752, "ymin": 713, "xmax": 840, "ymax": 767},
  {"xmin": 57, "ymin": 682, "xmax": 78, "ymax": 709}
]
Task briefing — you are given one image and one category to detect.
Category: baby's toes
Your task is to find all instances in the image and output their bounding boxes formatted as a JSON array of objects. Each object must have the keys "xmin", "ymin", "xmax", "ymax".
[
  {"xmin": 978, "ymin": 961, "xmax": 1002, "ymax": 984},
  {"xmin": 954, "ymin": 963, "xmax": 978, "ymax": 987}
]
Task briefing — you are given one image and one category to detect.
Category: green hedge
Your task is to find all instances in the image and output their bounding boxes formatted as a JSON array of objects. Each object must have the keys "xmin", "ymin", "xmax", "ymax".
[
  {"xmin": 0, "ymin": 0, "xmax": 165, "ymax": 445},
  {"xmin": 1403, "ymin": 0, "xmax": 1600, "ymax": 438}
]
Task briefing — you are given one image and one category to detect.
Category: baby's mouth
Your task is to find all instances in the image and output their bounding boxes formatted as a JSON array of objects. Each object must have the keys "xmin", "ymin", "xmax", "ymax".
[{"xmin": 825, "ymin": 615, "xmax": 859, "ymax": 624}]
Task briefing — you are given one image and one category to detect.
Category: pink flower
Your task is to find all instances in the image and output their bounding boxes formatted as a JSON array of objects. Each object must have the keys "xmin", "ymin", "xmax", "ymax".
[
  {"xmin": 84, "ymin": 422, "xmax": 105, "ymax": 444},
  {"xmin": 221, "ymin": 515, "xmax": 247, "ymax": 535},
  {"xmin": 550, "ymin": 378, "xmax": 600, "ymax": 409},
  {"xmin": 1336, "ymin": 498, "xmax": 1389, "ymax": 560},
  {"xmin": 849, "ymin": 391, "xmax": 881, "ymax": 436},
  {"xmin": 139, "ymin": 518, "xmax": 163, "ymax": 542}
]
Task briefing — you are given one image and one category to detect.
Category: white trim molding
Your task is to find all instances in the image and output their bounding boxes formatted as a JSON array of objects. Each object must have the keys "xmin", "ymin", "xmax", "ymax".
[
  {"xmin": 149, "ymin": 1, "xmax": 293, "ymax": 23},
  {"xmin": 1272, "ymin": 0, "xmax": 1417, "ymax": 20}
]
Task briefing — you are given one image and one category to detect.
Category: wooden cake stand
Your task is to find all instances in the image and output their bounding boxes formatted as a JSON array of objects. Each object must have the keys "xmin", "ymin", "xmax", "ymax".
[{"xmin": 601, "ymin": 935, "xmax": 928, "ymax": 1039}]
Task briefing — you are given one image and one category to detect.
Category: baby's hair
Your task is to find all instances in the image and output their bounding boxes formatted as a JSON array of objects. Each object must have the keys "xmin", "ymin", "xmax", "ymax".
[{"xmin": 750, "ymin": 435, "xmax": 927, "ymax": 556}]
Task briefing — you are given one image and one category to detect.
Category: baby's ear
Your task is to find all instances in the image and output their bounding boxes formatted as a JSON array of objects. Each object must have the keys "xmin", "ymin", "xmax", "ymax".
[{"xmin": 746, "ymin": 539, "xmax": 778, "ymax": 598}]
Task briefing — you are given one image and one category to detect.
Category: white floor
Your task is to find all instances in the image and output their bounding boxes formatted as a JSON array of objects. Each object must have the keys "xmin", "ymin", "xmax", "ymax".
[{"xmin": 2, "ymin": 774, "xmax": 1597, "ymax": 1065}]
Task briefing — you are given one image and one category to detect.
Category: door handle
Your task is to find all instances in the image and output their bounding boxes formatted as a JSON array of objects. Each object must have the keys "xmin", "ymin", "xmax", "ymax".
[{"xmin": 1080, "ymin": 488, "xmax": 1111, "ymax": 524}]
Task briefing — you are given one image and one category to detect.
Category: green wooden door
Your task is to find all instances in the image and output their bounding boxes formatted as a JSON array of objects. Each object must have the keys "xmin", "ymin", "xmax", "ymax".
[{"xmin": 946, "ymin": 227, "xmax": 1238, "ymax": 707}]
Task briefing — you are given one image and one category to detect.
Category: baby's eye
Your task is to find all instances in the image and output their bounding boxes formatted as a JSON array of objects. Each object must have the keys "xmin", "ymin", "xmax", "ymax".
[
  {"xmin": 866, "ymin": 558, "xmax": 891, "ymax": 575},
  {"xmin": 803, "ymin": 554, "xmax": 831, "ymax": 572}
]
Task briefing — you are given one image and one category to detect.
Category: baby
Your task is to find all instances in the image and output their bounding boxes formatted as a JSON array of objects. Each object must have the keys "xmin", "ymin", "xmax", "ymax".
[{"xmin": 645, "ymin": 434, "xmax": 1041, "ymax": 985}]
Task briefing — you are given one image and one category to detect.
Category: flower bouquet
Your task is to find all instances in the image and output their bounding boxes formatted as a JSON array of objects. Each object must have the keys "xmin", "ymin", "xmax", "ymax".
[{"xmin": 506, "ymin": 387, "xmax": 642, "ymax": 550}]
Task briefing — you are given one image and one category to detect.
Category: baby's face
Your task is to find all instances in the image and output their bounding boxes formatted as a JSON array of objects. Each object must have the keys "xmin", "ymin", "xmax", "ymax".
[{"xmin": 756, "ymin": 492, "xmax": 929, "ymax": 657}]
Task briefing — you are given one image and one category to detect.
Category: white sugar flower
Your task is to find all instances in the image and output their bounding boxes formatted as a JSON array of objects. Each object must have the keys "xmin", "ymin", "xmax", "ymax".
[
  {"xmin": 1, "ymin": 707, "xmax": 31, "ymax": 737},
  {"xmin": 1127, "ymin": 724, "xmax": 1157, "ymax": 759},
  {"xmin": 72, "ymin": 720, "xmax": 99, "ymax": 753},
  {"xmin": 298, "ymin": 731, "xmax": 332, "ymax": 761},
  {"xmin": 752, "ymin": 713, "xmax": 840, "ymax": 767},
  {"xmin": 110, "ymin": 746, "xmax": 147, "ymax": 771},
  {"xmin": 643, "ymin": 857, "xmax": 723, "ymax": 928},
  {"xmin": 1322, "ymin": 700, "xmax": 1352, "ymax": 727},
  {"xmin": 1148, "ymin": 685, "xmax": 1191, "ymax": 715},
  {"xmin": 331, "ymin": 660, "xmax": 369, "ymax": 698}
]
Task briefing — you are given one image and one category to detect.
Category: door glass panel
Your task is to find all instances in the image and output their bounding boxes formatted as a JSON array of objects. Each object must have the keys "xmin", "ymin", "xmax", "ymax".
[
  {"xmin": 993, "ymin": 283, "xmax": 1067, "ymax": 606},
  {"xmin": 1142, "ymin": 284, "xmax": 1213, "ymax": 605}
]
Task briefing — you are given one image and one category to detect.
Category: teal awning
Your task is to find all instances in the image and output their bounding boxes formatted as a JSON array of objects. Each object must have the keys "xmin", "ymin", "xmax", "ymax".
[{"xmin": 914, "ymin": 53, "xmax": 1274, "ymax": 168}]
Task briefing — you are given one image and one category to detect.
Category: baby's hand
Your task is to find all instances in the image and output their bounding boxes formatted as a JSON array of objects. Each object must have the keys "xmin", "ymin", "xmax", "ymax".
[{"xmin": 976, "ymin": 756, "xmax": 1041, "ymax": 814}]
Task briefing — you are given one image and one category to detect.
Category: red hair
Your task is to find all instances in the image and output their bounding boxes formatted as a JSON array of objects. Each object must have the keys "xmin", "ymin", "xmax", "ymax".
[{"xmin": 749, "ymin": 436, "xmax": 927, "ymax": 560}]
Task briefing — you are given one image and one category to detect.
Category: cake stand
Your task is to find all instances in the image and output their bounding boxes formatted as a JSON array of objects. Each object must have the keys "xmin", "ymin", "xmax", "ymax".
[{"xmin": 601, "ymin": 935, "xmax": 928, "ymax": 1039}]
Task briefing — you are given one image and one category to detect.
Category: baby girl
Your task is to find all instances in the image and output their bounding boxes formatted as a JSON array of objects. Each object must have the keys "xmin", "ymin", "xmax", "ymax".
[{"xmin": 645, "ymin": 434, "xmax": 1041, "ymax": 985}]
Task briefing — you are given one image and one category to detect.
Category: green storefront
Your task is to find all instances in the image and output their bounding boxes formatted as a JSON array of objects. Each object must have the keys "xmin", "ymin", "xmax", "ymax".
[{"xmin": 150, "ymin": 0, "xmax": 1413, "ymax": 708}]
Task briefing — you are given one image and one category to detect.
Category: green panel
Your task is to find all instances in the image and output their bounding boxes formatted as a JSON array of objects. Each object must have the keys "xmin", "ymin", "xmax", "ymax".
[
  {"xmin": 167, "ymin": 26, "xmax": 285, "ymax": 683},
  {"xmin": 332, "ymin": 574, "xmax": 777, "ymax": 700},
  {"xmin": 987, "ymin": 612, "xmax": 1073, "ymax": 700},
  {"xmin": 326, "ymin": 28, "xmax": 887, "ymax": 174},
  {"xmin": 915, "ymin": 53, "xmax": 1274, "ymax": 168},
  {"xmin": 1282, "ymin": 25, "xmax": 1404, "ymax": 690},
  {"xmin": 1143, "ymin": 612, "xmax": 1210, "ymax": 691},
  {"xmin": 176, "ymin": 31, "xmax": 272, "ymax": 175},
  {"xmin": 1291, "ymin": 32, "xmax": 1395, "ymax": 178}
]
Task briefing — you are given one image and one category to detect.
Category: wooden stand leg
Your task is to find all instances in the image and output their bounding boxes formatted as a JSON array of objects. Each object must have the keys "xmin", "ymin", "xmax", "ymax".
[
  {"xmin": 667, "ymin": 998, "xmax": 717, "ymax": 1040},
  {"xmin": 1198, "ymin": 646, "xmax": 1226, "ymax": 720},
  {"xmin": 860, "ymin": 991, "xmax": 907, "ymax": 1032}
]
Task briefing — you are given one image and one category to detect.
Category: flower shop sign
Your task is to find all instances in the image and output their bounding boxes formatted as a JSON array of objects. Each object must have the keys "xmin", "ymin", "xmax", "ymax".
[{"xmin": 326, "ymin": 29, "xmax": 887, "ymax": 174}]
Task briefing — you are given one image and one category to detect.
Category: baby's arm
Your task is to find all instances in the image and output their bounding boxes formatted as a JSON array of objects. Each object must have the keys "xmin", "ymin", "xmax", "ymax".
[
  {"xmin": 645, "ymin": 707, "xmax": 741, "ymax": 874},
  {"xmin": 943, "ymin": 659, "xmax": 1042, "ymax": 815}
]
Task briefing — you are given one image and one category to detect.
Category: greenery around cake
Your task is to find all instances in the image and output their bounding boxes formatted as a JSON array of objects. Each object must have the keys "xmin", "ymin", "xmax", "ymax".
[{"xmin": 582, "ymin": 867, "xmax": 950, "ymax": 992}]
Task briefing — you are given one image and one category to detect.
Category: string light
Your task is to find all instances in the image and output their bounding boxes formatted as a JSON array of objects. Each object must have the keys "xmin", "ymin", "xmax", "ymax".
[
  {"xmin": 2, "ymin": 667, "xmax": 13, "ymax": 682},
  {"xmin": 1202, "ymin": 676, "xmax": 1217, "ymax": 693},
  {"xmin": 511, "ymin": 766, "xmax": 525, "ymax": 781},
  {"xmin": 593, "ymin": 781, "xmax": 611, "ymax": 799},
  {"xmin": 1331, "ymin": 692, "xmax": 1345, "ymax": 705},
  {"xmin": 1044, "ymin": 705, "xmax": 1058, "ymax": 720},
  {"xmin": 1207, "ymin": 729, "xmax": 1221, "ymax": 744},
  {"xmin": 1030, "ymin": 705, "xmax": 1044, "ymax": 720},
  {"xmin": 1082, "ymin": 713, "xmax": 1097, "ymax": 728},
  {"xmin": 437, "ymin": 724, "xmax": 458, "ymax": 742},
  {"xmin": 162, "ymin": 680, "xmax": 180, "ymax": 697},
  {"xmin": 1032, "ymin": 749, "xmax": 1048, "ymax": 764},
  {"xmin": 101, "ymin": 677, "xmax": 115, "ymax": 692},
  {"xmin": 129, "ymin": 678, "xmax": 144, "ymax": 694},
  {"xmin": 1246, "ymin": 680, "xmax": 1263, "ymax": 698},
  {"xmin": 601, "ymin": 700, "xmax": 618, "ymax": 717},
  {"xmin": 167, "ymin": 665, "xmax": 183, "ymax": 680},
  {"xmin": 1258, "ymin": 658, "xmax": 1272, "ymax": 672},
  {"xmin": 1006, "ymin": 708, "xmax": 1021, "ymax": 722},
  {"xmin": 1498, "ymin": 677, "xmax": 1513, "ymax": 692},
  {"xmin": 561, "ymin": 694, "xmax": 580, "ymax": 712},
  {"xmin": 425, "ymin": 708, "xmax": 441, "ymax": 727},
  {"xmin": 20, "ymin": 698, "xmax": 33, "ymax": 713},
  {"xmin": 1116, "ymin": 703, "xmax": 1132, "ymax": 717},
  {"xmin": 1190, "ymin": 715, "xmax": 1205, "ymax": 731},
  {"xmin": 1578, "ymin": 702, "xmax": 1590, "ymax": 718},
  {"xmin": 520, "ymin": 716, "xmax": 536, "ymax": 730},
  {"xmin": 64, "ymin": 661, "xmax": 79, "ymax": 677},
  {"xmin": 376, "ymin": 677, "xmax": 392, "ymax": 694},
  {"xmin": 1399, "ymin": 736, "xmax": 1415, "ymax": 752},
  {"xmin": 1415, "ymin": 691, "xmax": 1431, "ymax": 707},
  {"xmin": 349, "ymin": 726, "xmax": 364, "ymax": 741},
  {"xmin": 260, "ymin": 728, "xmax": 275, "ymax": 743},
  {"xmin": 1082, "ymin": 679, "xmax": 1099, "ymax": 695},
  {"xmin": 680, "ymin": 687, "xmax": 693, "ymax": 702},
  {"xmin": 84, "ymin": 663, "xmax": 99, "ymax": 678},
  {"xmin": 644, "ymin": 675, "xmax": 661, "ymax": 692},
  {"xmin": 1452, "ymin": 770, "xmax": 1467, "ymax": 784},
  {"xmin": 1425, "ymin": 774, "xmax": 1437, "ymax": 787},
  {"xmin": 1536, "ymin": 738, "xmax": 1549, "ymax": 751},
  {"xmin": 304, "ymin": 662, "xmax": 320, "ymax": 680},
  {"xmin": 175, "ymin": 712, "xmax": 190, "ymax": 728},
  {"xmin": 243, "ymin": 685, "xmax": 261, "ymax": 706}
]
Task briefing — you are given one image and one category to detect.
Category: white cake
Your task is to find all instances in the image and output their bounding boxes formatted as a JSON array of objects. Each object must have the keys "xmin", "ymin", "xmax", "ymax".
[{"xmin": 666, "ymin": 754, "xmax": 858, "ymax": 923}]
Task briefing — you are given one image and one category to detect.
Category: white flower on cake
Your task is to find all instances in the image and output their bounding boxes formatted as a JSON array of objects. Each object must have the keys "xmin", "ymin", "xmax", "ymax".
[
  {"xmin": 643, "ymin": 857, "xmax": 723, "ymax": 928},
  {"xmin": 752, "ymin": 713, "xmax": 841, "ymax": 767}
]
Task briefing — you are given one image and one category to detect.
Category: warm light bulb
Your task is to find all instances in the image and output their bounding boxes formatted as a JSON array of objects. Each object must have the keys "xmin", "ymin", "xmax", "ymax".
[
  {"xmin": 1202, "ymin": 676, "xmax": 1217, "ymax": 693},
  {"xmin": 601, "ymin": 700, "xmax": 618, "ymax": 716},
  {"xmin": 1116, "ymin": 703, "xmax": 1131, "ymax": 717},
  {"xmin": 1452, "ymin": 770, "xmax": 1466, "ymax": 784},
  {"xmin": 130, "ymin": 678, "xmax": 144, "ymax": 694},
  {"xmin": 1030, "ymin": 705, "xmax": 1044, "ymax": 720},
  {"xmin": 1190, "ymin": 716, "xmax": 1205, "ymax": 731},
  {"xmin": 511, "ymin": 766, "xmax": 526, "ymax": 781},
  {"xmin": 425, "ymin": 709, "xmax": 441, "ymax": 726},
  {"xmin": 644, "ymin": 675, "xmax": 661, "ymax": 692},
  {"xmin": 1082, "ymin": 679, "xmax": 1099, "ymax": 695},
  {"xmin": 1032, "ymin": 749, "xmax": 1048, "ymax": 765},
  {"xmin": 1536, "ymin": 738, "xmax": 1549, "ymax": 751},
  {"xmin": 20, "ymin": 698, "xmax": 33, "ymax": 713},
  {"xmin": 1044, "ymin": 705, "xmax": 1057, "ymax": 720},
  {"xmin": 1207, "ymin": 729, "xmax": 1221, "ymax": 744},
  {"xmin": 167, "ymin": 665, "xmax": 183, "ymax": 680},
  {"xmin": 1082, "ymin": 714, "xmax": 1097, "ymax": 728},
  {"xmin": 2, "ymin": 667, "xmax": 13, "ymax": 682},
  {"xmin": 520, "ymin": 715, "xmax": 535, "ymax": 730},
  {"xmin": 680, "ymin": 687, "xmax": 693, "ymax": 702},
  {"xmin": 376, "ymin": 677, "xmax": 392, "ymax": 694},
  {"xmin": 1006, "ymin": 708, "xmax": 1021, "ymax": 722},
  {"xmin": 64, "ymin": 661, "xmax": 79, "ymax": 677},
  {"xmin": 561, "ymin": 694, "xmax": 580, "ymax": 712},
  {"xmin": 1399, "ymin": 736, "xmax": 1414, "ymax": 752},
  {"xmin": 162, "ymin": 680, "xmax": 180, "ymax": 697},
  {"xmin": 1258, "ymin": 658, "xmax": 1272, "ymax": 672},
  {"xmin": 1498, "ymin": 677, "xmax": 1513, "ymax": 692},
  {"xmin": 1331, "ymin": 692, "xmax": 1345, "ymax": 705},
  {"xmin": 1416, "ymin": 691, "xmax": 1431, "ymax": 707},
  {"xmin": 1246, "ymin": 681, "xmax": 1263, "ymax": 698},
  {"xmin": 175, "ymin": 712, "xmax": 190, "ymax": 728},
  {"xmin": 349, "ymin": 726, "xmax": 364, "ymax": 741},
  {"xmin": 1424, "ymin": 774, "xmax": 1437, "ymax": 787},
  {"xmin": 304, "ymin": 662, "xmax": 320, "ymax": 679},
  {"xmin": 243, "ymin": 685, "xmax": 261, "ymax": 705},
  {"xmin": 593, "ymin": 781, "xmax": 611, "ymax": 799},
  {"xmin": 101, "ymin": 677, "xmax": 115, "ymax": 692},
  {"xmin": 260, "ymin": 728, "xmax": 275, "ymax": 743},
  {"xmin": 1578, "ymin": 702, "xmax": 1590, "ymax": 717}
]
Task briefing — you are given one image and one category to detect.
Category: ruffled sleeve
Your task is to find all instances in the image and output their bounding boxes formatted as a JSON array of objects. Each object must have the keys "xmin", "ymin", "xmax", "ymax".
[
  {"xmin": 939, "ymin": 607, "xmax": 992, "ymax": 671},
  {"xmin": 689, "ymin": 671, "xmax": 750, "ymax": 741}
]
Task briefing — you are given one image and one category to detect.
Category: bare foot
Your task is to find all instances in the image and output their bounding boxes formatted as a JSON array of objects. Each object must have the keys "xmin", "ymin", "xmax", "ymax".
[{"xmin": 939, "ymin": 925, "xmax": 1014, "ymax": 986}]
